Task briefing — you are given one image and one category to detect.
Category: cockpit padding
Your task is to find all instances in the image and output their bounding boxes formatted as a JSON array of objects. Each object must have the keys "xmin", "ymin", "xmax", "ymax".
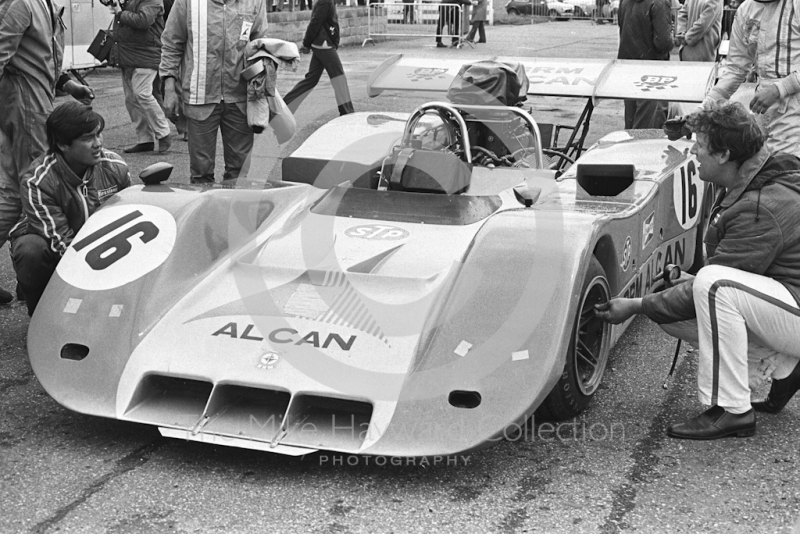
[{"xmin": 388, "ymin": 148, "xmax": 472, "ymax": 195}]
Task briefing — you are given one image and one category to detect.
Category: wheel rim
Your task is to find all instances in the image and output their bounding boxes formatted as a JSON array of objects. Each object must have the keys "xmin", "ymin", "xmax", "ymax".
[{"xmin": 573, "ymin": 275, "xmax": 611, "ymax": 395}]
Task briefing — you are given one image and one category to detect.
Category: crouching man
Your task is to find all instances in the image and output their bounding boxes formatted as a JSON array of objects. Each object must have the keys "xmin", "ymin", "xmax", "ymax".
[
  {"xmin": 10, "ymin": 103, "xmax": 131, "ymax": 316},
  {"xmin": 595, "ymin": 101, "xmax": 800, "ymax": 439}
]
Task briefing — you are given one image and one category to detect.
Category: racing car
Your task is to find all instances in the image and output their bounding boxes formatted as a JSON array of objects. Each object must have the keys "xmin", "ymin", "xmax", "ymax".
[{"xmin": 29, "ymin": 56, "xmax": 717, "ymax": 457}]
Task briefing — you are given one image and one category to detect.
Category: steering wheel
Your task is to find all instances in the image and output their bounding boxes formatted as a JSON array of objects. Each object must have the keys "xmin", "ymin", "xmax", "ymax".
[{"xmin": 542, "ymin": 148, "xmax": 576, "ymax": 170}]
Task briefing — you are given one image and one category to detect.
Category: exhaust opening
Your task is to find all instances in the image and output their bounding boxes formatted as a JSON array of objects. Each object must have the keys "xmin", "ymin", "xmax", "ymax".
[
  {"xmin": 448, "ymin": 390, "xmax": 482, "ymax": 409},
  {"xmin": 61, "ymin": 344, "xmax": 90, "ymax": 361}
]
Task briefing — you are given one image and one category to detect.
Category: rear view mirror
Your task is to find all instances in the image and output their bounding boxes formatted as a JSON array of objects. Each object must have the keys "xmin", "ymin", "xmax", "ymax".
[{"xmin": 139, "ymin": 162, "xmax": 173, "ymax": 185}]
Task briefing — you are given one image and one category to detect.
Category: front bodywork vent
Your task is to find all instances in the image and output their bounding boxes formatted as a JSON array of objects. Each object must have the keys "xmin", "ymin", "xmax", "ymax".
[
  {"xmin": 280, "ymin": 395, "xmax": 373, "ymax": 451},
  {"xmin": 125, "ymin": 375, "xmax": 213, "ymax": 428},
  {"xmin": 202, "ymin": 385, "xmax": 290, "ymax": 441}
]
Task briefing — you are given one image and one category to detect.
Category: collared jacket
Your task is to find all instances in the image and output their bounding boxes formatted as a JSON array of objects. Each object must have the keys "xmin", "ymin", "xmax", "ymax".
[
  {"xmin": 0, "ymin": 0, "xmax": 66, "ymax": 113},
  {"xmin": 677, "ymin": 0, "xmax": 723, "ymax": 61},
  {"xmin": 617, "ymin": 0, "xmax": 674, "ymax": 60},
  {"xmin": 304, "ymin": 0, "xmax": 339, "ymax": 49},
  {"xmin": 115, "ymin": 0, "xmax": 165, "ymax": 70},
  {"xmin": 159, "ymin": 0, "xmax": 268, "ymax": 106},
  {"xmin": 642, "ymin": 147, "xmax": 800, "ymax": 323},
  {"xmin": 709, "ymin": 0, "xmax": 800, "ymax": 100},
  {"xmin": 11, "ymin": 150, "xmax": 131, "ymax": 255}
]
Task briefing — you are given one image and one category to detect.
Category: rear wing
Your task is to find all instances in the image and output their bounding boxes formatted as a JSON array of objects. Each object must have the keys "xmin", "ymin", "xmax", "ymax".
[{"xmin": 367, "ymin": 55, "xmax": 716, "ymax": 103}]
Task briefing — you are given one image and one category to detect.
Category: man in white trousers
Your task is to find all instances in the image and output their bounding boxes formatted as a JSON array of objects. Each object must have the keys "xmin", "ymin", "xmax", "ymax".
[{"xmin": 595, "ymin": 101, "xmax": 800, "ymax": 440}]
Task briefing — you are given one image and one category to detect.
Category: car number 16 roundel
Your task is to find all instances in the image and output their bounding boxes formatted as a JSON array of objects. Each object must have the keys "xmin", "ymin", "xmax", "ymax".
[
  {"xmin": 56, "ymin": 205, "xmax": 177, "ymax": 291},
  {"xmin": 672, "ymin": 157, "xmax": 705, "ymax": 230}
]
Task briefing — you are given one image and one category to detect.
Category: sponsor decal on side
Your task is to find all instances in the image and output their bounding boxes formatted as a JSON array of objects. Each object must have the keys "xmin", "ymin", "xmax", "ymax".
[
  {"xmin": 642, "ymin": 211, "xmax": 655, "ymax": 249},
  {"xmin": 406, "ymin": 68, "xmax": 448, "ymax": 82},
  {"xmin": 620, "ymin": 236, "xmax": 632, "ymax": 272},
  {"xmin": 621, "ymin": 236, "xmax": 686, "ymax": 299}
]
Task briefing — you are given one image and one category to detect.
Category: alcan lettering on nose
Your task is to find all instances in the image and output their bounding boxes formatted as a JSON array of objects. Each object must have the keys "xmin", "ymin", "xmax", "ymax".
[{"xmin": 212, "ymin": 322, "xmax": 357, "ymax": 351}]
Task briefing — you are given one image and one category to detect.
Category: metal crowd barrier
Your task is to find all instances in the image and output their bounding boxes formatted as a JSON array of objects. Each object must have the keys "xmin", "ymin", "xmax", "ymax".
[{"xmin": 363, "ymin": 2, "xmax": 472, "ymax": 48}]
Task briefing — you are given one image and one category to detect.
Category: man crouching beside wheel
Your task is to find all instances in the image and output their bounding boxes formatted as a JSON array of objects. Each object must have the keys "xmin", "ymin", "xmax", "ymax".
[{"xmin": 595, "ymin": 101, "xmax": 800, "ymax": 440}]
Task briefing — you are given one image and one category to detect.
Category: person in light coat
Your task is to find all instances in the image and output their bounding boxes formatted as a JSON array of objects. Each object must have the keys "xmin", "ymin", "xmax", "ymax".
[
  {"xmin": 675, "ymin": 0, "xmax": 723, "ymax": 61},
  {"xmin": 465, "ymin": 0, "xmax": 488, "ymax": 44}
]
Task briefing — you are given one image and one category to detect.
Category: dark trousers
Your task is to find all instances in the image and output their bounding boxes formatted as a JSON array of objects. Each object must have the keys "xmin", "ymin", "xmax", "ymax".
[
  {"xmin": 403, "ymin": 0, "xmax": 415, "ymax": 23},
  {"xmin": 436, "ymin": 4, "xmax": 461, "ymax": 45},
  {"xmin": 11, "ymin": 234, "xmax": 60, "ymax": 316},
  {"xmin": 466, "ymin": 20, "xmax": 485, "ymax": 42},
  {"xmin": 187, "ymin": 101, "xmax": 254, "ymax": 184},
  {"xmin": 623, "ymin": 99, "xmax": 668, "ymax": 130},
  {"xmin": 284, "ymin": 47, "xmax": 354, "ymax": 116}
]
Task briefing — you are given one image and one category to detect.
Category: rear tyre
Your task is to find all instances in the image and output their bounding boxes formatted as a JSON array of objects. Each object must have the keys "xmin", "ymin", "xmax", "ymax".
[
  {"xmin": 536, "ymin": 257, "xmax": 611, "ymax": 421},
  {"xmin": 548, "ymin": 8, "xmax": 558, "ymax": 19},
  {"xmin": 574, "ymin": 6, "xmax": 585, "ymax": 17}
]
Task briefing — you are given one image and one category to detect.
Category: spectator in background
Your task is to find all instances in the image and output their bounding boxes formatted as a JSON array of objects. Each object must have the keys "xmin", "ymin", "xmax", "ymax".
[
  {"xmin": 0, "ymin": 0, "xmax": 95, "ymax": 304},
  {"xmin": 465, "ymin": 0, "xmax": 488, "ymax": 43},
  {"xmin": 160, "ymin": 0, "xmax": 267, "ymax": 183},
  {"xmin": 403, "ymin": 0, "xmax": 416, "ymax": 23},
  {"xmin": 10, "ymin": 103, "xmax": 130, "ymax": 316},
  {"xmin": 109, "ymin": 0, "xmax": 173, "ymax": 154},
  {"xmin": 675, "ymin": 0, "xmax": 723, "ymax": 61},
  {"xmin": 617, "ymin": 0, "xmax": 674, "ymax": 129},
  {"xmin": 284, "ymin": 0, "xmax": 354, "ymax": 116},
  {"xmin": 705, "ymin": 0, "xmax": 800, "ymax": 158},
  {"xmin": 435, "ymin": 0, "xmax": 471, "ymax": 48}
]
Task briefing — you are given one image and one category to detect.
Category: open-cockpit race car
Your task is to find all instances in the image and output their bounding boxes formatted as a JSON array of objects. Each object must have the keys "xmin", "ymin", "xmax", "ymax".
[{"xmin": 29, "ymin": 56, "xmax": 717, "ymax": 457}]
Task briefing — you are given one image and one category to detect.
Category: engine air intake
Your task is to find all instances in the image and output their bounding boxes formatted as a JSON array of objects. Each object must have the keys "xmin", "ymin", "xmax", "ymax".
[{"xmin": 576, "ymin": 164, "xmax": 635, "ymax": 197}]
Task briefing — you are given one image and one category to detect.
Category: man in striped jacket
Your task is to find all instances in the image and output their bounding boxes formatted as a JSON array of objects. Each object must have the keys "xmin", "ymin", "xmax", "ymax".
[
  {"xmin": 10, "ymin": 103, "xmax": 130, "ymax": 316},
  {"xmin": 159, "ymin": 0, "xmax": 268, "ymax": 184},
  {"xmin": 706, "ymin": 0, "xmax": 800, "ymax": 157}
]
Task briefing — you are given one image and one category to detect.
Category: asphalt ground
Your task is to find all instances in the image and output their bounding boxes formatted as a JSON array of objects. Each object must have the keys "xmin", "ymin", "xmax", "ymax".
[{"xmin": 1, "ymin": 19, "xmax": 800, "ymax": 534}]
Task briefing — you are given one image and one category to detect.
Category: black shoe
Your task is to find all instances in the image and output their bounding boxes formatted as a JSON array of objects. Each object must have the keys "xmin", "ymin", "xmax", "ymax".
[
  {"xmin": 667, "ymin": 406, "xmax": 756, "ymax": 440},
  {"xmin": 0, "ymin": 287, "xmax": 11, "ymax": 305},
  {"xmin": 436, "ymin": 42, "xmax": 447, "ymax": 48},
  {"xmin": 752, "ymin": 360, "xmax": 800, "ymax": 413},
  {"xmin": 15, "ymin": 283, "xmax": 24, "ymax": 301},
  {"xmin": 124, "ymin": 142, "xmax": 155, "ymax": 153},
  {"xmin": 158, "ymin": 135, "xmax": 172, "ymax": 153}
]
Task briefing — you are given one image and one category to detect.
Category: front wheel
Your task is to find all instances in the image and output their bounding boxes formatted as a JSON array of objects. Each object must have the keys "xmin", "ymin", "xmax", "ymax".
[
  {"xmin": 536, "ymin": 257, "xmax": 611, "ymax": 421},
  {"xmin": 507, "ymin": 7, "xmax": 519, "ymax": 15},
  {"xmin": 548, "ymin": 8, "xmax": 558, "ymax": 19}
]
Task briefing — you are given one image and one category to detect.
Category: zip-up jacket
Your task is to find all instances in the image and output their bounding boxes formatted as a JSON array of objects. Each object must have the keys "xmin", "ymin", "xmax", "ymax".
[
  {"xmin": 0, "ymin": 0, "xmax": 66, "ymax": 113},
  {"xmin": 642, "ymin": 147, "xmax": 800, "ymax": 323},
  {"xmin": 115, "ymin": 0, "xmax": 165, "ymax": 70},
  {"xmin": 159, "ymin": 0, "xmax": 268, "ymax": 105},
  {"xmin": 709, "ymin": 0, "xmax": 800, "ymax": 101},
  {"xmin": 12, "ymin": 150, "xmax": 131, "ymax": 255},
  {"xmin": 304, "ymin": 0, "xmax": 338, "ymax": 49},
  {"xmin": 617, "ymin": 0, "xmax": 674, "ymax": 60}
]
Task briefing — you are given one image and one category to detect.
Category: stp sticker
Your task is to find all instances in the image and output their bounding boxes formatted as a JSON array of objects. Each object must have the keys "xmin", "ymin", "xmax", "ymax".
[
  {"xmin": 620, "ymin": 236, "xmax": 632, "ymax": 272},
  {"xmin": 57, "ymin": 205, "xmax": 176, "ymax": 291},
  {"xmin": 672, "ymin": 158, "xmax": 705, "ymax": 230},
  {"xmin": 344, "ymin": 224, "xmax": 410, "ymax": 240}
]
